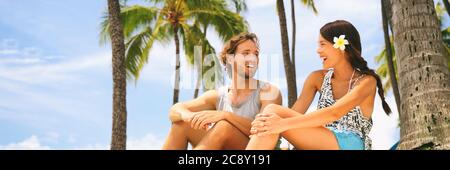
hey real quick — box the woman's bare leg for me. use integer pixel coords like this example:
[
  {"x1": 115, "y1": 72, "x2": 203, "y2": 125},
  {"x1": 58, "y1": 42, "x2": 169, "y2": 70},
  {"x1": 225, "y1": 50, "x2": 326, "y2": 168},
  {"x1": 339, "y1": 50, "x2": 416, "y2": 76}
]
[
  {"x1": 246, "y1": 104, "x2": 339, "y2": 150},
  {"x1": 162, "y1": 121, "x2": 207, "y2": 150},
  {"x1": 246, "y1": 104, "x2": 300, "y2": 150},
  {"x1": 282, "y1": 127, "x2": 339, "y2": 150},
  {"x1": 246, "y1": 134, "x2": 280, "y2": 150}
]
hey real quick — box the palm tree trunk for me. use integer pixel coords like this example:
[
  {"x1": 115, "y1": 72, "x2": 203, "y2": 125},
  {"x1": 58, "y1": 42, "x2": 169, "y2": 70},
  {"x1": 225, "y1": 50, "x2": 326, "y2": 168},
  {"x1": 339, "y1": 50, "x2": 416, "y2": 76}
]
[
  {"x1": 391, "y1": 0, "x2": 450, "y2": 150},
  {"x1": 173, "y1": 26, "x2": 181, "y2": 104},
  {"x1": 194, "y1": 25, "x2": 208, "y2": 99},
  {"x1": 193, "y1": 77, "x2": 201, "y2": 98},
  {"x1": 193, "y1": 56, "x2": 201, "y2": 98},
  {"x1": 443, "y1": 0, "x2": 450, "y2": 16},
  {"x1": 381, "y1": 0, "x2": 401, "y2": 114},
  {"x1": 107, "y1": 0, "x2": 127, "y2": 150},
  {"x1": 276, "y1": 0, "x2": 297, "y2": 107},
  {"x1": 290, "y1": 0, "x2": 297, "y2": 79},
  {"x1": 385, "y1": 0, "x2": 394, "y2": 35}
]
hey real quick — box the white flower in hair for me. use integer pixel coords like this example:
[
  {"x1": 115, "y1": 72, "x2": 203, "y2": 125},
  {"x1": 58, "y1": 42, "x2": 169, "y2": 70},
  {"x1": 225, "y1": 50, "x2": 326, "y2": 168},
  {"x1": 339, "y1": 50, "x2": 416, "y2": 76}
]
[{"x1": 333, "y1": 35, "x2": 349, "y2": 51}]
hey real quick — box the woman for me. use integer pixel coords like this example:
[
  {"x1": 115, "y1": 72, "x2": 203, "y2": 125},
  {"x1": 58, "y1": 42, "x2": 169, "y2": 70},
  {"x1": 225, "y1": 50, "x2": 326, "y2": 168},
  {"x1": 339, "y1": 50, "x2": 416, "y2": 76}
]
[{"x1": 246, "y1": 20, "x2": 391, "y2": 150}]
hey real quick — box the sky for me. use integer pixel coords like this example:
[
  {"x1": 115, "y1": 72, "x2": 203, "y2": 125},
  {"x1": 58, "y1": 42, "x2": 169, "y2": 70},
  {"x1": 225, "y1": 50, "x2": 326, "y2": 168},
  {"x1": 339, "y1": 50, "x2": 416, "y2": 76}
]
[{"x1": 0, "y1": 0, "x2": 448, "y2": 150}]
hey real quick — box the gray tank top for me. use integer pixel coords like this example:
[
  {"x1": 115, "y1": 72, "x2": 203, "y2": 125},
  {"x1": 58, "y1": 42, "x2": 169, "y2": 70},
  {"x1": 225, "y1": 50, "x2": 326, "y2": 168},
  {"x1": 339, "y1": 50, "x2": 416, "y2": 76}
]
[{"x1": 216, "y1": 81, "x2": 268, "y2": 120}]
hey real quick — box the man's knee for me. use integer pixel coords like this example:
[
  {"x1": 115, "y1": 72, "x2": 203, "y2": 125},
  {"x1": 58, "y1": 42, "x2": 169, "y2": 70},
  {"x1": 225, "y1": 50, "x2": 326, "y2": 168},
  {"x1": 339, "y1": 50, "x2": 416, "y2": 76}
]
[
  {"x1": 214, "y1": 120, "x2": 234, "y2": 130},
  {"x1": 171, "y1": 121, "x2": 190, "y2": 133},
  {"x1": 209, "y1": 120, "x2": 235, "y2": 139},
  {"x1": 262, "y1": 104, "x2": 280, "y2": 114},
  {"x1": 168, "y1": 103, "x2": 183, "y2": 122}
]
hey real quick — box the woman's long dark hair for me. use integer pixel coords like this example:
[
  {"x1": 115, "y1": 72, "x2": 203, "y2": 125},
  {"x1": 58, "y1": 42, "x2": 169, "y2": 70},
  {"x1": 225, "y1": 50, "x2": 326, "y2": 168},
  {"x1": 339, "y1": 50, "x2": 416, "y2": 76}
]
[{"x1": 320, "y1": 20, "x2": 392, "y2": 115}]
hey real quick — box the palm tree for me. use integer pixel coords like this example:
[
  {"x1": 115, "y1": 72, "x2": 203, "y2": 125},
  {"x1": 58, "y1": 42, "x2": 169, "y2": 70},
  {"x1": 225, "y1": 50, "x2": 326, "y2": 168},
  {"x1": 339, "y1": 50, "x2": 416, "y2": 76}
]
[
  {"x1": 192, "y1": 31, "x2": 216, "y2": 99},
  {"x1": 107, "y1": 0, "x2": 128, "y2": 150},
  {"x1": 276, "y1": 0, "x2": 296, "y2": 107},
  {"x1": 290, "y1": 0, "x2": 317, "y2": 85},
  {"x1": 290, "y1": 0, "x2": 296, "y2": 82},
  {"x1": 442, "y1": 0, "x2": 450, "y2": 16},
  {"x1": 119, "y1": 0, "x2": 128, "y2": 7},
  {"x1": 276, "y1": 0, "x2": 317, "y2": 107},
  {"x1": 193, "y1": 0, "x2": 249, "y2": 98},
  {"x1": 436, "y1": 1, "x2": 450, "y2": 67},
  {"x1": 390, "y1": 0, "x2": 450, "y2": 150},
  {"x1": 229, "y1": 0, "x2": 247, "y2": 13},
  {"x1": 379, "y1": 0, "x2": 401, "y2": 113},
  {"x1": 374, "y1": 38, "x2": 397, "y2": 93},
  {"x1": 376, "y1": 1, "x2": 450, "y2": 113},
  {"x1": 101, "y1": 0, "x2": 247, "y2": 104}
]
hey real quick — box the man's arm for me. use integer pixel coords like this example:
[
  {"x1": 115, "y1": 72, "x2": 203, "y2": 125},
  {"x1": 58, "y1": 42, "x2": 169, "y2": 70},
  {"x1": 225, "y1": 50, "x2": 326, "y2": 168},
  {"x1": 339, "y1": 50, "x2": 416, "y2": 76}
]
[{"x1": 169, "y1": 90, "x2": 218, "y2": 122}]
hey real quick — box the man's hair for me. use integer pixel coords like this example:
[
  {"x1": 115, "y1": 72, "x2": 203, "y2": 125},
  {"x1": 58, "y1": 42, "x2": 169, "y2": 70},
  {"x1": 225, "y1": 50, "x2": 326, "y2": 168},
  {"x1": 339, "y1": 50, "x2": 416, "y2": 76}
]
[{"x1": 219, "y1": 32, "x2": 259, "y2": 66}]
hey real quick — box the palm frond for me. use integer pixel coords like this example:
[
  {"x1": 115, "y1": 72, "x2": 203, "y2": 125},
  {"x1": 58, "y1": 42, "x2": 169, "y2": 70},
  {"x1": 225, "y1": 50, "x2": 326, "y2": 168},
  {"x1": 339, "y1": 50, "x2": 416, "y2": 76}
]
[
  {"x1": 375, "y1": 48, "x2": 386, "y2": 63},
  {"x1": 99, "y1": 5, "x2": 159, "y2": 44},
  {"x1": 300, "y1": 0, "x2": 318, "y2": 14},
  {"x1": 376, "y1": 61, "x2": 388, "y2": 78},
  {"x1": 125, "y1": 21, "x2": 173, "y2": 81},
  {"x1": 229, "y1": 0, "x2": 247, "y2": 13},
  {"x1": 442, "y1": 26, "x2": 450, "y2": 47},
  {"x1": 124, "y1": 27, "x2": 154, "y2": 81},
  {"x1": 100, "y1": 0, "x2": 247, "y2": 87},
  {"x1": 121, "y1": 5, "x2": 159, "y2": 38},
  {"x1": 187, "y1": 9, "x2": 247, "y2": 41},
  {"x1": 151, "y1": 15, "x2": 174, "y2": 46},
  {"x1": 374, "y1": 35, "x2": 398, "y2": 93},
  {"x1": 99, "y1": 12, "x2": 111, "y2": 45},
  {"x1": 143, "y1": 0, "x2": 166, "y2": 5},
  {"x1": 180, "y1": 22, "x2": 216, "y2": 65},
  {"x1": 202, "y1": 49, "x2": 224, "y2": 90}
]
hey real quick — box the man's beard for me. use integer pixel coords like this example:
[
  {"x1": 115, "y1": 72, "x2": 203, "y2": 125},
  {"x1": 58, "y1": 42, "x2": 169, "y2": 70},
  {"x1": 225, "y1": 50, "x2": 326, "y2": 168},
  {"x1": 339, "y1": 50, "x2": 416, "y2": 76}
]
[
  {"x1": 237, "y1": 70, "x2": 253, "y2": 79},
  {"x1": 227, "y1": 64, "x2": 256, "y2": 80}
]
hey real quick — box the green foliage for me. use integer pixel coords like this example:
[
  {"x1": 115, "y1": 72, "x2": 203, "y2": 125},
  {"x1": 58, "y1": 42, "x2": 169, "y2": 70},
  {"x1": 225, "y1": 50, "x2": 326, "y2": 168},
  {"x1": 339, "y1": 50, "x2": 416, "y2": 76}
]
[
  {"x1": 375, "y1": 1, "x2": 450, "y2": 93},
  {"x1": 100, "y1": 0, "x2": 248, "y2": 83}
]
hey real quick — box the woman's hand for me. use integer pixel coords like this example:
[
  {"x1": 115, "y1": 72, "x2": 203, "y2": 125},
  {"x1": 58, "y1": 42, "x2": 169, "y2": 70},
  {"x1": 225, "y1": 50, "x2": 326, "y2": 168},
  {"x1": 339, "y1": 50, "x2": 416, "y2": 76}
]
[
  {"x1": 250, "y1": 112, "x2": 286, "y2": 136},
  {"x1": 189, "y1": 111, "x2": 227, "y2": 130}
]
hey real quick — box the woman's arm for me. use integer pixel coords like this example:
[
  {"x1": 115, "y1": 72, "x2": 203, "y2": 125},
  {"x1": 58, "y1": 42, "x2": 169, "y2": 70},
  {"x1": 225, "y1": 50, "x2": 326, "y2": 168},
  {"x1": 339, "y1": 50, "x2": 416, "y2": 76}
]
[
  {"x1": 291, "y1": 70, "x2": 322, "y2": 113},
  {"x1": 282, "y1": 76, "x2": 376, "y2": 130},
  {"x1": 254, "y1": 76, "x2": 376, "y2": 135},
  {"x1": 250, "y1": 71, "x2": 319, "y2": 135}
]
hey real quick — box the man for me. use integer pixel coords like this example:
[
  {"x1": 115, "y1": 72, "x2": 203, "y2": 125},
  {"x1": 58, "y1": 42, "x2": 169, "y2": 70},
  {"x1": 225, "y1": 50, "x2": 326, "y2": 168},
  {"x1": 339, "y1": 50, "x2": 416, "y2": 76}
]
[{"x1": 162, "y1": 32, "x2": 282, "y2": 150}]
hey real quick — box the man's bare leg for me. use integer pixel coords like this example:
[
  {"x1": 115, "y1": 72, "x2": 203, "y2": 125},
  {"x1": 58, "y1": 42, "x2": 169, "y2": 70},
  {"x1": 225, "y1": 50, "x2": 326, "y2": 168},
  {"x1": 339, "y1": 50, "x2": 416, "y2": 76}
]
[
  {"x1": 194, "y1": 120, "x2": 249, "y2": 150},
  {"x1": 162, "y1": 121, "x2": 207, "y2": 150}
]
